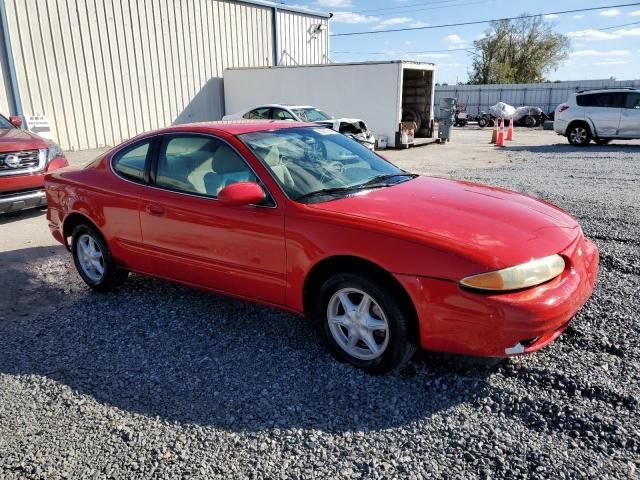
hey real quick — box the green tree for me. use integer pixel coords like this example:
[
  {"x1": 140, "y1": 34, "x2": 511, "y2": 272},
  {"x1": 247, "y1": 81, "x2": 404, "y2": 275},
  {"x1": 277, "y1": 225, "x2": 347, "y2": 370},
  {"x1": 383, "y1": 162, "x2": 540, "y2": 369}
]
[{"x1": 469, "y1": 16, "x2": 569, "y2": 84}]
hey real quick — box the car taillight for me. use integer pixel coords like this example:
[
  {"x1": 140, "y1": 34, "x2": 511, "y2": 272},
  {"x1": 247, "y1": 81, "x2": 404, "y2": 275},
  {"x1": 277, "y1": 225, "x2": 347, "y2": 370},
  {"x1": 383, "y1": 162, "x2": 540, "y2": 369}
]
[{"x1": 558, "y1": 104, "x2": 569, "y2": 113}]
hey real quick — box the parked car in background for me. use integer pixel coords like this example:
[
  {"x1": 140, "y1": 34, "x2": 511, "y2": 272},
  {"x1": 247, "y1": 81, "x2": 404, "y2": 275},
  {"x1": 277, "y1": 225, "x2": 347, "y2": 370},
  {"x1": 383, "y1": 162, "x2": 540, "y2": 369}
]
[
  {"x1": 223, "y1": 104, "x2": 376, "y2": 150},
  {"x1": 0, "y1": 113, "x2": 68, "y2": 214},
  {"x1": 555, "y1": 88, "x2": 640, "y2": 146},
  {"x1": 45, "y1": 121, "x2": 598, "y2": 374},
  {"x1": 512, "y1": 106, "x2": 547, "y2": 128}
]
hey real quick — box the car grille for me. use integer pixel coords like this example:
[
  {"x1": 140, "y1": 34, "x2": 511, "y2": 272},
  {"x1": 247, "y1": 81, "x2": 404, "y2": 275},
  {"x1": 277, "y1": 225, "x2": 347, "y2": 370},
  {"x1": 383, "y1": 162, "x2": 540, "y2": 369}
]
[{"x1": 0, "y1": 149, "x2": 44, "y2": 175}]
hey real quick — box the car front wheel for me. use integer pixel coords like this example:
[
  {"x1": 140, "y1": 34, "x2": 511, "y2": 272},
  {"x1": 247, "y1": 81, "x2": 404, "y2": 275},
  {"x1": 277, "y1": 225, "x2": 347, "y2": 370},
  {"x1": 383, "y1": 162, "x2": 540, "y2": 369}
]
[
  {"x1": 72, "y1": 224, "x2": 128, "y2": 292},
  {"x1": 316, "y1": 273, "x2": 417, "y2": 374},
  {"x1": 568, "y1": 124, "x2": 592, "y2": 146}
]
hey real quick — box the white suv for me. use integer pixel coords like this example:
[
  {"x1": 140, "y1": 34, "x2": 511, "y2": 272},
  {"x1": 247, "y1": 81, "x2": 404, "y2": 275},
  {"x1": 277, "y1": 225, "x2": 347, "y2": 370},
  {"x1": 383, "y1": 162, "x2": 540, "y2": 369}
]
[{"x1": 554, "y1": 88, "x2": 640, "y2": 146}]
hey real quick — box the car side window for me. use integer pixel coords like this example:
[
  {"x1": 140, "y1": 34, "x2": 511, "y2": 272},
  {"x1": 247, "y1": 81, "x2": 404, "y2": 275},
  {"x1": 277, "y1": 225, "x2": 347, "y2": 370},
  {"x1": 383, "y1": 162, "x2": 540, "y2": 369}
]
[
  {"x1": 112, "y1": 141, "x2": 151, "y2": 183},
  {"x1": 243, "y1": 108, "x2": 270, "y2": 119},
  {"x1": 577, "y1": 93, "x2": 625, "y2": 108},
  {"x1": 155, "y1": 135, "x2": 257, "y2": 198},
  {"x1": 272, "y1": 108, "x2": 296, "y2": 120},
  {"x1": 624, "y1": 93, "x2": 640, "y2": 109}
]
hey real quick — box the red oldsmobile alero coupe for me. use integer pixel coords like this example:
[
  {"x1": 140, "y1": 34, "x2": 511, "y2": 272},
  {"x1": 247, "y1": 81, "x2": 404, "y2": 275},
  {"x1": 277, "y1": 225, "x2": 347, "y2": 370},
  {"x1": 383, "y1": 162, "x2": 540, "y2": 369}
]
[{"x1": 45, "y1": 121, "x2": 598, "y2": 373}]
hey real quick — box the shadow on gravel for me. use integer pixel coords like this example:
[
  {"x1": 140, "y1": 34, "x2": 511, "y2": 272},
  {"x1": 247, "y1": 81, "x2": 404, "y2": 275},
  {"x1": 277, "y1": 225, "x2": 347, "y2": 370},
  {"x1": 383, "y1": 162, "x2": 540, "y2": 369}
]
[
  {"x1": 0, "y1": 247, "x2": 494, "y2": 433},
  {"x1": 506, "y1": 143, "x2": 640, "y2": 155}
]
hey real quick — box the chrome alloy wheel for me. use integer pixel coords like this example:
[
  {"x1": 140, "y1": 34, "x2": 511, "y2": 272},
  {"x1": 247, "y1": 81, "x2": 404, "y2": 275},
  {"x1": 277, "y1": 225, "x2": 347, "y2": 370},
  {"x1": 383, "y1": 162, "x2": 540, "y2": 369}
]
[
  {"x1": 570, "y1": 127, "x2": 588, "y2": 144},
  {"x1": 77, "y1": 233, "x2": 105, "y2": 282},
  {"x1": 327, "y1": 288, "x2": 390, "y2": 361}
]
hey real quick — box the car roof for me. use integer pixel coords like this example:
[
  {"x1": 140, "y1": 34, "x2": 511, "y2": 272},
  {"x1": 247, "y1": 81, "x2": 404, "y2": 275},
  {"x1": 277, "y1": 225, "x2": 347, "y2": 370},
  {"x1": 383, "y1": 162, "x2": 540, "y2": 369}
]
[
  {"x1": 249, "y1": 104, "x2": 317, "y2": 109},
  {"x1": 575, "y1": 88, "x2": 639, "y2": 94},
  {"x1": 150, "y1": 120, "x2": 318, "y2": 136}
]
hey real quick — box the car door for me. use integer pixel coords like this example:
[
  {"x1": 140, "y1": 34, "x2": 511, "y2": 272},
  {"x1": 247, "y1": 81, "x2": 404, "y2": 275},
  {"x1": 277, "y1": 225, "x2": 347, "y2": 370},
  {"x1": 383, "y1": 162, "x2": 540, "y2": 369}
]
[
  {"x1": 619, "y1": 92, "x2": 640, "y2": 137},
  {"x1": 139, "y1": 133, "x2": 287, "y2": 305},
  {"x1": 580, "y1": 92, "x2": 622, "y2": 137}
]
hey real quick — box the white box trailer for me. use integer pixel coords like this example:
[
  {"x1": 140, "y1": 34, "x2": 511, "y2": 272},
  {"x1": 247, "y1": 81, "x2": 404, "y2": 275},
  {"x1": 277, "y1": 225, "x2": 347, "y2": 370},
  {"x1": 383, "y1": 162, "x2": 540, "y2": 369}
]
[{"x1": 223, "y1": 61, "x2": 436, "y2": 148}]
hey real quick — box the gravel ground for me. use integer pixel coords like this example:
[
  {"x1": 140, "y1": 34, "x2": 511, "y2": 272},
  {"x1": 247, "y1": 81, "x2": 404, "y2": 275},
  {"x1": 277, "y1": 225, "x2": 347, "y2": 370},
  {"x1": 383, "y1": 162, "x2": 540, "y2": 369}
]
[{"x1": 1, "y1": 134, "x2": 639, "y2": 479}]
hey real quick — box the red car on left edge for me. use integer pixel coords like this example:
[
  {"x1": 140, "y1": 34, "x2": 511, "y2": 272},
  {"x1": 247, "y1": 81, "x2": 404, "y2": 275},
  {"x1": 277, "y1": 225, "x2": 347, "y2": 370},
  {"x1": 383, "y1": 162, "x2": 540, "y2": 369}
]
[{"x1": 0, "y1": 113, "x2": 68, "y2": 214}]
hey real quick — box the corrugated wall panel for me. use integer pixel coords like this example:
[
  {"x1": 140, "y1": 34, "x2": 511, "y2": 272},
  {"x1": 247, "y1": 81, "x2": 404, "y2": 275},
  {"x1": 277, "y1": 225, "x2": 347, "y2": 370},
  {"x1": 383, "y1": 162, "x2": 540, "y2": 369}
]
[
  {"x1": 4, "y1": 0, "x2": 323, "y2": 150},
  {"x1": 435, "y1": 79, "x2": 640, "y2": 116},
  {"x1": 278, "y1": 10, "x2": 328, "y2": 66},
  {"x1": 0, "y1": 23, "x2": 10, "y2": 114}
]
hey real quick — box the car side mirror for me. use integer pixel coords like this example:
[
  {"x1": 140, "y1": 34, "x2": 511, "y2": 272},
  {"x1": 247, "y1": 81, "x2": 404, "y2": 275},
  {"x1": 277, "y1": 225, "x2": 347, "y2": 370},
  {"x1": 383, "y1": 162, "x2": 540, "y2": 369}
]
[
  {"x1": 218, "y1": 182, "x2": 266, "y2": 206},
  {"x1": 9, "y1": 116, "x2": 22, "y2": 128}
]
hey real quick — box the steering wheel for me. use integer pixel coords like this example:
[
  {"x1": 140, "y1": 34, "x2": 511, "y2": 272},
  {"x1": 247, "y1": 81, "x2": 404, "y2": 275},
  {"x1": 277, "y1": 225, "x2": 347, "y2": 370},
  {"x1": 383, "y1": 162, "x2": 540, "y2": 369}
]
[{"x1": 304, "y1": 138, "x2": 327, "y2": 163}]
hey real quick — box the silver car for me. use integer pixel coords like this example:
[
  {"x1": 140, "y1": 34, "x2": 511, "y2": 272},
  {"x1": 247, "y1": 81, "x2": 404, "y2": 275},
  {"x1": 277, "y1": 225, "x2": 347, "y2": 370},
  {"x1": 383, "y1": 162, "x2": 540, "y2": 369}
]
[
  {"x1": 554, "y1": 88, "x2": 640, "y2": 146},
  {"x1": 223, "y1": 104, "x2": 376, "y2": 150}
]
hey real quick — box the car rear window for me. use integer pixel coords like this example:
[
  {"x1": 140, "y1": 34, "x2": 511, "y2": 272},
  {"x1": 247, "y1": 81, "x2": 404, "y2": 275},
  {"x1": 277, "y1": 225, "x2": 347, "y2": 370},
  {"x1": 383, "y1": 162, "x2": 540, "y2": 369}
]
[
  {"x1": 576, "y1": 92, "x2": 626, "y2": 108},
  {"x1": 112, "y1": 141, "x2": 150, "y2": 183}
]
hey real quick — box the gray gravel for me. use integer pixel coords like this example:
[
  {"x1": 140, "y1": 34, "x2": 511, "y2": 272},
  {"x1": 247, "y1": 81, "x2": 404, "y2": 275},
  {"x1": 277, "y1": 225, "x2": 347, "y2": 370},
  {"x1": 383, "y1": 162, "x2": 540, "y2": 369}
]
[{"x1": 1, "y1": 140, "x2": 639, "y2": 479}]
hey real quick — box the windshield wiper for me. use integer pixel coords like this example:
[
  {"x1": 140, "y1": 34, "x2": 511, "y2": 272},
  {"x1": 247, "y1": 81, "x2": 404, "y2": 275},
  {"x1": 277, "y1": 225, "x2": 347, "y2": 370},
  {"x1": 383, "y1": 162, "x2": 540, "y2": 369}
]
[
  {"x1": 359, "y1": 173, "x2": 418, "y2": 187},
  {"x1": 295, "y1": 174, "x2": 417, "y2": 202},
  {"x1": 295, "y1": 186, "x2": 368, "y2": 202}
]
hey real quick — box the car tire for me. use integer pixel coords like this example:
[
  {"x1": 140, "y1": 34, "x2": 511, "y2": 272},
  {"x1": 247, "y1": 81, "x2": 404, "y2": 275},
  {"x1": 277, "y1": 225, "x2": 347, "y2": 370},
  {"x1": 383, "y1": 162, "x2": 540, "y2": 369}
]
[
  {"x1": 477, "y1": 117, "x2": 488, "y2": 128},
  {"x1": 567, "y1": 123, "x2": 592, "y2": 146},
  {"x1": 71, "y1": 224, "x2": 128, "y2": 292},
  {"x1": 594, "y1": 138, "x2": 611, "y2": 145},
  {"x1": 316, "y1": 273, "x2": 417, "y2": 374},
  {"x1": 402, "y1": 109, "x2": 422, "y2": 129},
  {"x1": 524, "y1": 116, "x2": 536, "y2": 128}
]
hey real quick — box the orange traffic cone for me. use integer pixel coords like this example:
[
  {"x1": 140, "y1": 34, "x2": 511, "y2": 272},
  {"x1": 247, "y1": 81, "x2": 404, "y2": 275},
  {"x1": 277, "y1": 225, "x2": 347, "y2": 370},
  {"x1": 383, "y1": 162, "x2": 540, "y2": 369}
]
[
  {"x1": 506, "y1": 117, "x2": 513, "y2": 141},
  {"x1": 490, "y1": 122, "x2": 498, "y2": 144},
  {"x1": 496, "y1": 118, "x2": 505, "y2": 147}
]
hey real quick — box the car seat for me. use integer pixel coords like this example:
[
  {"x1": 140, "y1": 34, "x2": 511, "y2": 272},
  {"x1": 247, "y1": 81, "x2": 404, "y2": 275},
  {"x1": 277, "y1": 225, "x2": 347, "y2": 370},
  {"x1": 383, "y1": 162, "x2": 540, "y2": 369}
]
[
  {"x1": 263, "y1": 145, "x2": 294, "y2": 189},
  {"x1": 204, "y1": 144, "x2": 254, "y2": 196}
]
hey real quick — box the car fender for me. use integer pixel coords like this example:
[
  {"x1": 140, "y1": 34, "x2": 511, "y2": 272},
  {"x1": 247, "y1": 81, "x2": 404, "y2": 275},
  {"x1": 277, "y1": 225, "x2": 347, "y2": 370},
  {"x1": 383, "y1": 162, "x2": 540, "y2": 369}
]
[
  {"x1": 284, "y1": 209, "x2": 484, "y2": 313},
  {"x1": 581, "y1": 115, "x2": 599, "y2": 136}
]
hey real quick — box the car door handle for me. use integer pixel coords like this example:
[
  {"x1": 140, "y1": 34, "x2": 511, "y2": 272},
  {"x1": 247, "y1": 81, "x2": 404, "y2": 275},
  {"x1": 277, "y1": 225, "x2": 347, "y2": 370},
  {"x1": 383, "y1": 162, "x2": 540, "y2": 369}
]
[{"x1": 145, "y1": 204, "x2": 165, "y2": 216}]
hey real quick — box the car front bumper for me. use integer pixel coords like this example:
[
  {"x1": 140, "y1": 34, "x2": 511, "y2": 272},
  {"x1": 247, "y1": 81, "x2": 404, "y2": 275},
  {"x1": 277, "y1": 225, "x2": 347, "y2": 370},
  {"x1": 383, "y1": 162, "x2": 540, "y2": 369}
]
[
  {"x1": 0, "y1": 157, "x2": 68, "y2": 214},
  {"x1": 395, "y1": 233, "x2": 599, "y2": 358},
  {"x1": 0, "y1": 188, "x2": 47, "y2": 214}
]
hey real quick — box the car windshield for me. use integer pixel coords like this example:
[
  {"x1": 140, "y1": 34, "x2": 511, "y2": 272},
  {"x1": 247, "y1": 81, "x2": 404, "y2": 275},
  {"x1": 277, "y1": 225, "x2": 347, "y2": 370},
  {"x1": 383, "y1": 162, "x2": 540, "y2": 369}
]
[
  {"x1": 238, "y1": 127, "x2": 414, "y2": 203},
  {"x1": 0, "y1": 115, "x2": 13, "y2": 129},
  {"x1": 292, "y1": 108, "x2": 332, "y2": 122}
]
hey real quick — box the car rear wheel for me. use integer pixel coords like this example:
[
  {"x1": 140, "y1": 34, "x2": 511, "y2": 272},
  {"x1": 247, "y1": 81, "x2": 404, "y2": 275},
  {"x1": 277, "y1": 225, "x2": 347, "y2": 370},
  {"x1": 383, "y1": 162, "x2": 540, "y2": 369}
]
[
  {"x1": 568, "y1": 124, "x2": 592, "y2": 146},
  {"x1": 477, "y1": 117, "x2": 488, "y2": 128},
  {"x1": 72, "y1": 224, "x2": 128, "y2": 292},
  {"x1": 524, "y1": 115, "x2": 536, "y2": 128},
  {"x1": 316, "y1": 273, "x2": 417, "y2": 374}
]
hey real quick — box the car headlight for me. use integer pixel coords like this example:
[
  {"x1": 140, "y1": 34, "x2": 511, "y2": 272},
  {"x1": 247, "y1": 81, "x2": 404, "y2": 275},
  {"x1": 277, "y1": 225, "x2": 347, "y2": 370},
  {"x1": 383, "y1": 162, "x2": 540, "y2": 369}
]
[
  {"x1": 47, "y1": 143, "x2": 64, "y2": 163},
  {"x1": 460, "y1": 254, "x2": 566, "y2": 291}
]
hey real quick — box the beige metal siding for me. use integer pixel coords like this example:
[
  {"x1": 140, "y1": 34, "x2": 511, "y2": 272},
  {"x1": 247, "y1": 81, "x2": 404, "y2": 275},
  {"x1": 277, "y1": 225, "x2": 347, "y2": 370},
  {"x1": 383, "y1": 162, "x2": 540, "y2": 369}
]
[
  {"x1": 0, "y1": 26, "x2": 11, "y2": 114},
  {"x1": 277, "y1": 10, "x2": 328, "y2": 66},
  {"x1": 4, "y1": 0, "x2": 284, "y2": 150}
]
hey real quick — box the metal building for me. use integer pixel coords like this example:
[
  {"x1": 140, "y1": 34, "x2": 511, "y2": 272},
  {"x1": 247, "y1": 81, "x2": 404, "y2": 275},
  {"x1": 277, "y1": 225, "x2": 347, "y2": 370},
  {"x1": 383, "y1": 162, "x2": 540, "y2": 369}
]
[
  {"x1": 435, "y1": 79, "x2": 640, "y2": 117},
  {"x1": 0, "y1": 0, "x2": 330, "y2": 150}
]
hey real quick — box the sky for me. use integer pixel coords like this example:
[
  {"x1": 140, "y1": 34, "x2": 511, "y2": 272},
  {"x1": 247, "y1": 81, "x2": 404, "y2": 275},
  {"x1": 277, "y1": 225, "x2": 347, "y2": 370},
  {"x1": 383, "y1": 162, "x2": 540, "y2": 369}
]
[{"x1": 280, "y1": 0, "x2": 640, "y2": 84}]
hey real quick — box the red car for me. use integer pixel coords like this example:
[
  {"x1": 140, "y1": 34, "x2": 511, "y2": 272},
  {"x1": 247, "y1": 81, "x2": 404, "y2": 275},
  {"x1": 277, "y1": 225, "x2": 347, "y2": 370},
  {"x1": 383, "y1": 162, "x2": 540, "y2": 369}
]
[
  {"x1": 45, "y1": 121, "x2": 598, "y2": 373},
  {"x1": 0, "y1": 114, "x2": 68, "y2": 214}
]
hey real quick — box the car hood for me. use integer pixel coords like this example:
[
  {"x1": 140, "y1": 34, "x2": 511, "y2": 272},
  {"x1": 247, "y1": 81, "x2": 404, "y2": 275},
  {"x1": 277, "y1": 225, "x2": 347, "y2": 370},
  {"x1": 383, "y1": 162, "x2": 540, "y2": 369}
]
[
  {"x1": 0, "y1": 128, "x2": 50, "y2": 152},
  {"x1": 306, "y1": 176, "x2": 580, "y2": 270}
]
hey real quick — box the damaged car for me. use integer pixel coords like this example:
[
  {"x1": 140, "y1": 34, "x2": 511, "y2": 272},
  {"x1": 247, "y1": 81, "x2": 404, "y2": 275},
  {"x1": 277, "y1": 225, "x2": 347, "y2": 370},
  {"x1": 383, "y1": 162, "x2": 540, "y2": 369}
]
[{"x1": 223, "y1": 104, "x2": 376, "y2": 150}]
